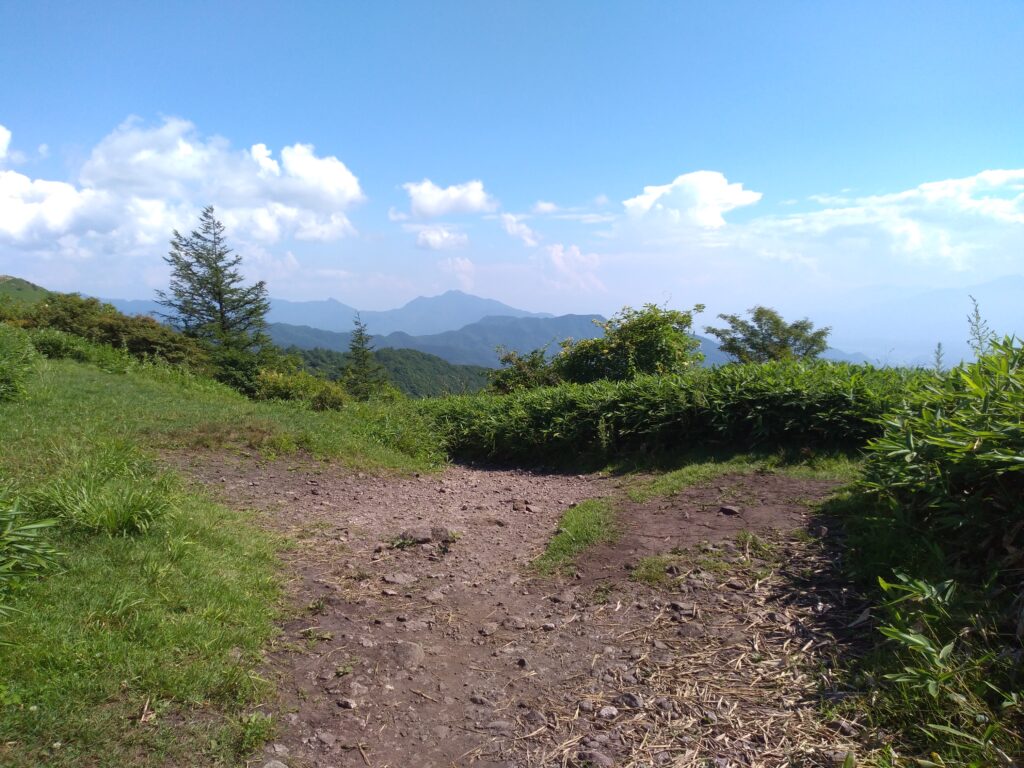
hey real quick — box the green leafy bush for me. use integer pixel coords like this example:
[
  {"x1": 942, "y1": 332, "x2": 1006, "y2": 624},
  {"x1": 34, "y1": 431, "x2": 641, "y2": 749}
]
[
  {"x1": 24, "y1": 293, "x2": 209, "y2": 369},
  {"x1": 426, "y1": 361, "x2": 930, "y2": 465},
  {"x1": 862, "y1": 336, "x2": 1024, "y2": 575},
  {"x1": 253, "y1": 369, "x2": 349, "y2": 411},
  {"x1": 836, "y1": 337, "x2": 1024, "y2": 763},
  {"x1": 0, "y1": 324, "x2": 38, "y2": 402}
]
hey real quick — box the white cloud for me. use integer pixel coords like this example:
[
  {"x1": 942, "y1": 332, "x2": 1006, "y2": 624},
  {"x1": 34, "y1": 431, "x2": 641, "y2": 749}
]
[
  {"x1": 0, "y1": 125, "x2": 11, "y2": 162},
  {"x1": 0, "y1": 117, "x2": 365, "y2": 273},
  {"x1": 500, "y1": 213, "x2": 538, "y2": 247},
  {"x1": 413, "y1": 224, "x2": 468, "y2": 251},
  {"x1": 439, "y1": 255, "x2": 475, "y2": 290},
  {"x1": 532, "y1": 200, "x2": 558, "y2": 214},
  {"x1": 37, "y1": 144, "x2": 49, "y2": 159},
  {"x1": 754, "y1": 168, "x2": 1024, "y2": 268},
  {"x1": 623, "y1": 170, "x2": 762, "y2": 229},
  {"x1": 402, "y1": 178, "x2": 496, "y2": 218},
  {"x1": 543, "y1": 243, "x2": 605, "y2": 293},
  {"x1": 250, "y1": 143, "x2": 280, "y2": 177}
]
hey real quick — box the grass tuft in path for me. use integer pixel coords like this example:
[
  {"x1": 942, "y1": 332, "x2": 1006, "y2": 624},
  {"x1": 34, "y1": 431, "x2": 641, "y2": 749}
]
[{"x1": 534, "y1": 499, "x2": 616, "y2": 574}]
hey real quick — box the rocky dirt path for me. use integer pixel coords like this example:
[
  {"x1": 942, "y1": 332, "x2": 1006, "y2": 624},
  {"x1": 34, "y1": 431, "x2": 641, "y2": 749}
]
[{"x1": 175, "y1": 455, "x2": 865, "y2": 768}]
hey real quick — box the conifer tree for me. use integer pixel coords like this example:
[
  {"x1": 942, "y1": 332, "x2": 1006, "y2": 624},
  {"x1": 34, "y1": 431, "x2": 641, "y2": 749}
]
[
  {"x1": 343, "y1": 313, "x2": 388, "y2": 400},
  {"x1": 156, "y1": 206, "x2": 270, "y2": 353}
]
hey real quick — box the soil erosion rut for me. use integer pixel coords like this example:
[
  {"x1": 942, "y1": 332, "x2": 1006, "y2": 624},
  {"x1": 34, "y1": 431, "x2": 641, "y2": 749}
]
[{"x1": 179, "y1": 455, "x2": 861, "y2": 768}]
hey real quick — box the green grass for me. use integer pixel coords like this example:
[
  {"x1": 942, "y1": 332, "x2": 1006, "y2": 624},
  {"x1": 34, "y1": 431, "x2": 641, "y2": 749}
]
[
  {"x1": 0, "y1": 357, "x2": 446, "y2": 766},
  {"x1": 534, "y1": 498, "x2": 616, "y2": 574},
  {"x1": 624, "y1": 448, "x2": 862, "y2": 502},
  {"x1": 630, "y1": 555, "x2": 675, "y2": 587},
  {"x1": 0, "y1": 360, "x2": 445, "y2": 479}
]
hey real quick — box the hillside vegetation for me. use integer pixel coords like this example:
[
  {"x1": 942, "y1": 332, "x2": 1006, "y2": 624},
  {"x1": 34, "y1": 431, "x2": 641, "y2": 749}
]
[
  {"x1": 295, "y1": 345, "x2": 490, "y2": 397},
  {"x1": 2, "y1": 273, "x2": 1021, "y2": 766},
  {"x1": 0, "y1": 276, "x2": 50, "y2": 305}
]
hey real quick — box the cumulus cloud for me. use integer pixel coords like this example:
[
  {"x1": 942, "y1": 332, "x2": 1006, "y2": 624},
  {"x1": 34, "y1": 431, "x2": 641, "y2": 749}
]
[
  {"x1": 500, "y1": 213, "x2": 538, "y2": 247},
  {"x1": 0, "y1": 118, "x2": 366, "y2": 289},
  {"x1": 412, "y1": 224, "x2": 468, "y2": 251},
  {"x1": 753, "y1": 169, "x2": 1024, "y2": 268},
  {"x1": 623, "y1": 170, "x2": 762, "y2": 229},
  {"x1": 402, "y1": 178, "x2": 496, "y2": 218}
]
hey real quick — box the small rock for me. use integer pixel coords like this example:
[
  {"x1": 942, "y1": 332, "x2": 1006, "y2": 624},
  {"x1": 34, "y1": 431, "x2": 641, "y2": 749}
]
[
  {"x1": 382, "y1": 589, "x2": 398, "y2": 597},
  {"x1": 551, "y1": 590, "x2": 576, "y2": 604},
  {"x1": 315, "y1": 730, "x2": 337, "y2": 746},
  {"x1": 719, "y1": 505, "x2": 740, "y2": 516},
  {"x1": 578, "y1": 699, "x2": 595, "y2": 713},
  {"x1": 577, "y1": 750, "x2": 615, "y2": 767},
  {"x1": 383, "y1": 572, "x2": 417, "y2": 586},
  {"x1": 541, "y1": 622, "x2": 556, "y2": 631},
  {"x1": 269, "y1": 743, "x2": 289, "y2": 756},
  {"x1": 598, "y1": 705, "x2": 619, "y2": 719},
  {"x1": 336, "y1": 698, "x2": 357, "y2": 709},
  {"x1": 511, "y1": 498, "x2": 528, "y2": 511},
  {"x1": 470, "y1": 694, "x2": 495, "y2": 706},
  {"x1": 503, "y1": 616, "x2": 527, "y2": 630},
  {"x1": 725, "y1": 578, "x2": 745, "y2": 590},
  {"x1": 615, "y1": 692, "x2": 645, "y2": 709},
  {"x1": 262, "y1": 761, "x2": 289, "y2": 768},
  {"x1": 424, "y1": 589, "x2": 445, "y2": 604},
  {"x1": 479, "y1": 622, "x2": 499, "y2": 636},
  {"x1": 388, "y1": 641, "x2": 425, "y2": 669},
  {"x1": 400, "y1": 528, "x2": 433, "y2": 544}
]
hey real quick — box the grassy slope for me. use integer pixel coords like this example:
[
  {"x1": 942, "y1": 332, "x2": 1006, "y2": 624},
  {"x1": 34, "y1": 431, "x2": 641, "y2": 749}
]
[
  {"x1": 0, "y1": 276, "x2": 50, "y2": 305},
  {"x1": 0, "y1": 359, "x2": 443, "y2": 767}
]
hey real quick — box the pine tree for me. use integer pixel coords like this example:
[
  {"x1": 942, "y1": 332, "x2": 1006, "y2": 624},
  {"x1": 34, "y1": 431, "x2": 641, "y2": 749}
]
[
  {"x1": 343, "y1": 313, "x2": 388, "y2": 400},
  {"x1": 156, "y1": 206, "x2": 270, "y2": 353}
]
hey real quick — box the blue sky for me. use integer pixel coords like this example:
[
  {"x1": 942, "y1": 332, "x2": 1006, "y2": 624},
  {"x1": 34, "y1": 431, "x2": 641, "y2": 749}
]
[{"x1": 1, "y1": 1, "x2": 1022, "y2": 359}]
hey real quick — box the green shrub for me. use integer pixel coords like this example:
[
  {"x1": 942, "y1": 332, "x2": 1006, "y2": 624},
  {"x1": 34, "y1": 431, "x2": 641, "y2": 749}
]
[
  {"x1": 24, "y1": 293, "x2": 208, "y2": 369},
  {"x1": 834, "y1": 338, "x2": 1024, "y2": 763},
  {"x1": 253, "y1": 368, "x2": 349, "y2": 411},
  {"x1": 0, "y1": 324, "x2": 38, "y2": 402},
  {"x1": 425, "y1": 361, "x2": 930, "y2": 466},
  {"x1": 862, "y1": 336, "x2": 1024, "y2": 577},
  {"x1": 36, "y1": 441, "x2": 176, "y2": 536},
  {"x1": 28, "y1": 327, "x2": 93, "y2": 361}
]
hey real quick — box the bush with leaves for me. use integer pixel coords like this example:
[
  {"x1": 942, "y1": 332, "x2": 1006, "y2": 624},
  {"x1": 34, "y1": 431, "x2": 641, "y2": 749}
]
[
  {"x1": 425, "y1": 360, "x2": 927, "y2": 465},
  {"x1": 704, "y1": 305, "x2": 830, "y2": 363},
  {"x1": 253, "y1": 369, "x2": 349, "y2": 411},
  {"x1": 861, "y1": 336, "x2": 1024, "y2": 577},
  {"x1": 21, "y1": 293, "x2": 209, "y2": 369},
  {"x1": 554, "y1": 303, "x2": 705, "y2": 384},
  {"x1": 488, "y1": 346, "x2": 562, "y2": 393}
]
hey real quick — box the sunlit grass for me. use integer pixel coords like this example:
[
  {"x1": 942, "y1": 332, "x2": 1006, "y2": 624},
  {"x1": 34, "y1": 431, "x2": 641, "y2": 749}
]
[{"x1": 534, "y1": 499, "x2": 616, "y2": 574}]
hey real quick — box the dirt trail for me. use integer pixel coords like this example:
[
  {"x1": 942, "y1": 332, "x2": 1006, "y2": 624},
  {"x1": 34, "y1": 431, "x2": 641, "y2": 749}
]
[{"x1": 176, "y1": 455, "x2": 864, "y2": 768}]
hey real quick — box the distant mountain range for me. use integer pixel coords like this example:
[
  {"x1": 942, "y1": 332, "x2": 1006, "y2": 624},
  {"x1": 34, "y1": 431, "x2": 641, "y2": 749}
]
[
  {"x1": 75, "y1": 284, "x2": 862, "y2": 369},
  {"x1": 268, "y1": 314, "x2": 612, "y2": 367},
  {"x1": 106, "y1": 289, "x2": 550, "y2": 336}
]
